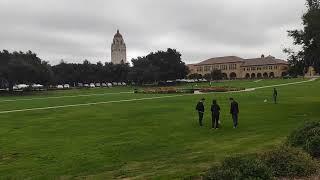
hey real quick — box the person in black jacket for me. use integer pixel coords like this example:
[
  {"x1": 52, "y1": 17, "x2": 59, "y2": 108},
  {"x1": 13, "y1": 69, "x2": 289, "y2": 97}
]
[
  {"x1": 211, "y1": 100, "x2": 221, "y2": 129},
  {"x1": 273, "y1": 88, "x2": 278, "y2": 104},
  {"x1": 196, "y1": 98, "x2": 205, "y2": 126},
  {"x1": 229, "y1": 98, "x2": 239, "y2": 128}
]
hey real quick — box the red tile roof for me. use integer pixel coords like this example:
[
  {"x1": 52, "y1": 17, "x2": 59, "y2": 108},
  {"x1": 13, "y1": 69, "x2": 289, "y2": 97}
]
[{"x1": 197, "y1": 56, "x2": 244, "y2": 65}]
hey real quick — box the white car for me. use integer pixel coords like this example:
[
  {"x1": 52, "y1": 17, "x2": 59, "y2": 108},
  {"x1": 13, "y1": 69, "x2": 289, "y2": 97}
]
[
  {"x1": 16, "y1": 84, "x2": 29, "y2": 89},
  {"x1": 121, "y1": 82, "x2": 126, "y2": 86},
  {"x1": 117, "y1": 82, "x2": 122, "y2": 86},
  {"x1": 107, "y1": 83, "x2": 113, "y2": 87},
  {"x1": 57, "y1": 85, "x2": 63, "y2": 89},
  {"x1": 112, "y1": 82, "x2": 117, "y2": 86},
  {"x1": 89, "y1": 83, "x2": 95, "y2": 88},
  {"x1": 84, "y1": 84, "x2": 89, "y2": 88},
  {"x1": 101, "y1": 83, "x2": 107, "y2": 87},
  {"x1": 95, "y1": 83, "x2": 101, "y2": 87},
  {"x1": 63, "y1": 84, "x2": 70, "y2": 88},
  {"x1": 32, "y1": 84, "x2": 43, "y2": 88},
  {"x1": 78, "y1": 83, "x2": 83, "y2": 87}
]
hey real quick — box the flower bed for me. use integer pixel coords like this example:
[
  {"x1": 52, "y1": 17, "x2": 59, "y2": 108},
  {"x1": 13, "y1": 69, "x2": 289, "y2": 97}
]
[
  {"x1": 136, "y1": 86, "x2": 244, "y2": 94},
  {"x1": 197, "y1": 86, "x2": 245, "y2": 93}
]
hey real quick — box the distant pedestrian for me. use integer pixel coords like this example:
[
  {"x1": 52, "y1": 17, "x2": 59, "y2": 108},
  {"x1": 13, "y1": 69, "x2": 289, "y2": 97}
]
[
  {"x1": 229, "y1": 98, "x2": 239, "y2": 128},
  {"x1": 196, "y1": 98, "x2": 205, "y2": 126},
  {"x1": 211, "y1": 100, "x2": 221, "y2": 129},
  {"x1": 273, "y1": 88, "x2": 278, "y2": 104}
]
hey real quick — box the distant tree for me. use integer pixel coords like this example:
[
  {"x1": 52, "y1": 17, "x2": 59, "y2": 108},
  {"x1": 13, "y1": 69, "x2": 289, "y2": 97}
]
[
  {"x1": 286, "y1": 0, "x2": 320, "y2": 73},
  {"x1": 188, "y1": 73, "x2": 203, "y2": 80},
  {"x1": 203, "y1": 70, "x2": 223, "y2": 81},
  {"x1": 0, "y1": 50, "x2": 53, "y2": 91},
  {"x1": 130, "y1": 48, "x2": 189, "y2": 84},
  {"x1": 283, "y1": 48, "x2": 305, "y2": 77},
  {"x1": 210, "y1": 70, "x2": 223, "y2": 80}
]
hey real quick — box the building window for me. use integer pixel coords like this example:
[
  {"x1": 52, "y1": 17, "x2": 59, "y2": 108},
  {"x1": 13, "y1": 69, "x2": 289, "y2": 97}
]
[
  {"x1": 228, "y1": 64, "x2": 237, "y2": 70},
  {"x1": 204, "y1": 66, "x2": 211, "y2": 72}
]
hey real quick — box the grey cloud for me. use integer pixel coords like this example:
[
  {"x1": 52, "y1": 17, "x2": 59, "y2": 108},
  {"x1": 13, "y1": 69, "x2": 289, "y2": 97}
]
[{"x1": 0, "y1": 0, "x2": 306, "y2": 64}]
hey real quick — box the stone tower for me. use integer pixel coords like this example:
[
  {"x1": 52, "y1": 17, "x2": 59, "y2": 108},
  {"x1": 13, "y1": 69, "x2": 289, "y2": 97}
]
[{"x1": 111, "y1": 30, "x2": 127, "y2": 64}]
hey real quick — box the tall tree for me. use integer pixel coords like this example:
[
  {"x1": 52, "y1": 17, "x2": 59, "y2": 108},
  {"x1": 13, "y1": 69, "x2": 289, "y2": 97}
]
[
  {"x1": 0, "y1": 50, "x2": 53, "y2": 91},
  {"x1": 130, "y1": 48, "x2": 189, "y2": 84},
  {"x1": 287, "y1": 0, "x2": 320, "y2": 73}
]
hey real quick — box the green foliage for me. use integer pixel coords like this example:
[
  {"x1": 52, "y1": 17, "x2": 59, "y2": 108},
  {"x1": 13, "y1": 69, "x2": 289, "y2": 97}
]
[
  {"x1": 203, "y1": 70, "x2": 223, "y2": 81},
  {"x1": 261, "y1": 146, "x2": 319, "y2": 177},
  {"x1": 306, "y1": 136, "x2": 320, "y2": 157},
  {"x1": 130, "y1": 48, "x2": 189, "y2": 84},
  {"x1": 0, "y1": 50, "x2": 54, "y2": 90},
  {"x1": 287, "y1": 0, "x2": 320, "y2": 73},
  {"x1": 287, "y1": 121, "x2": 320, "y2": 157},
  {"x1": 203, "y1": 155, "x2": 273, "y2": 180},
  {"x1": 188, "y1": 73, "x2": 202, "y2": 79}
]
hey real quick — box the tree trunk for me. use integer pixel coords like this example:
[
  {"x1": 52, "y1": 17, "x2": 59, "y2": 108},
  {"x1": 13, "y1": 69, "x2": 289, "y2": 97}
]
[{"x1": 8, "y1": 81, "x2": 13, "y2": 92}]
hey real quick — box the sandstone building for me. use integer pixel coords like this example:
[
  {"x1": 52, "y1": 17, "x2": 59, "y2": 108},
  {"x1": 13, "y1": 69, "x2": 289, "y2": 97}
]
[
  {"x1": 188, "y1": 55, "x2": 289, "y2": 79},
  {"x1": 111, "y1": 30, "x2": 127, "y2": 64}
]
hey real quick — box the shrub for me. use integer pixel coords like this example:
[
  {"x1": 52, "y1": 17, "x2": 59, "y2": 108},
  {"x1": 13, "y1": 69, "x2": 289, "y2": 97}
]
[
  {"x1": 287, "y1": 121, "x2": 320, "y2": 157},
  {"x1": 261, "y1": 146, "x2": 318, "y2": 178},
  {"x1": 203, "y1": 155, "x2": 273, "y2": 180},
  {"x1": 306, "y1": 136, "x2": 320, "y2": 157}
]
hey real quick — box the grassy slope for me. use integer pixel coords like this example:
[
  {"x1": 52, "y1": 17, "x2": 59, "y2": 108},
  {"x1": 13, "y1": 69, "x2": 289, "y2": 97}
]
[{"x1": 0, "y1": 78, "x2": 319, "y2": 179}]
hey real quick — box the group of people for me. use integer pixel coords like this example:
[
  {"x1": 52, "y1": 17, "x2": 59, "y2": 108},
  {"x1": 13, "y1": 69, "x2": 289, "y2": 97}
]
[
  {"x1": 196, "y1": 97, "x2": 239, "y2": 129},
  {"x1": 195, "y1": 88, "x2": 278, "y2": 129}
]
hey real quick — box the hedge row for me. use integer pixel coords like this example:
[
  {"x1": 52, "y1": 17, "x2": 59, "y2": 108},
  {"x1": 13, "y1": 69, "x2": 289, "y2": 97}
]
[{"x1": 202, "y1": 121, "x2": 320, "y2": 180}]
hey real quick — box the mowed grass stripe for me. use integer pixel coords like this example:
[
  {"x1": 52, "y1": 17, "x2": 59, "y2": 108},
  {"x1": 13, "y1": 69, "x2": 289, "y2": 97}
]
[
  {"x1": 0, "y1": 91, "x2": 133, "y2": 102},
  {"x1": 0, "y1": 78, "x2": 316, "y2": 114},
  {"x1": 0, "y1": 94, "x2": 192, "y2": 114}
]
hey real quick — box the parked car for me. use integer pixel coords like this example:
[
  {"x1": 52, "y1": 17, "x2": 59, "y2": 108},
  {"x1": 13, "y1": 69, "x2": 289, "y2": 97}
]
[
  {"x1": 117, "y1": 82, "x2": 122, "y2": 86},
  {"x1": 63, "y1": 84, "x2": 70, "y2": 88},
  {"x1": 121, "y1": 82, "x2": 126, "y2": 86},
  {"x1": 101, "y1": 83, "x2": 107, "y2": 87},
  {"x1": 107, "y1": 83, "x2": 113, "y2": 87},
  {"x1": 112, "y1": 82, "x2": 117, "y2": 86},
  {"x1": 95, "y1": 83, "x2": 101, "y2": 87},
  {"x1": 84, "y1": 84, "x2": 89, "y2": 88},
  {"x1": 78, "y1": 83, "x2": 83, "y2": 87},
  {"x1": 57, "y1": 85, "x2": 63, "y2": 89},
  {"x1": 16, "y1": 84, "x2": 29, "y2": 89},
  {"x1": 89, "y1": 83, "x2": 95, "y2": 88}
]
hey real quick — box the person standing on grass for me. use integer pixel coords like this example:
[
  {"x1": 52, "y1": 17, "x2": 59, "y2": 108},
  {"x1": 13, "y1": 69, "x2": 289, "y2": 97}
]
[
  {"x1": 273, "y1": 88, "x2": 278, "y2": 104},
  {"x1": 196, "y1": 98, "x2": 205, "y2": 126},
  {"x1": 211, "y1": 100, "x2": 221, "y2": 129},
  {"x1": 229, "y1": 98, "x2": 239, "y2": 128}
]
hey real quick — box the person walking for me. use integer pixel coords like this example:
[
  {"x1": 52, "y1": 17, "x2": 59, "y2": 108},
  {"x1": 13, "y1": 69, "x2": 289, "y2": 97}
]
[
  {"x1": 229, "y1": 98, "x2": 239, "y2": 128},
  {"x1": 273, "y1": 88, "x2": 278, "y2": 104},
  {"x1": 211, "y1": 100, "x2": 221, "y2": 129},
  {"x1": 196, "y1": 98, "x2": 205, "y2": 126}
]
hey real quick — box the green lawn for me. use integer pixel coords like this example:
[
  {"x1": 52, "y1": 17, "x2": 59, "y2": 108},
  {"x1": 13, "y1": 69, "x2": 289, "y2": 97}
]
[{"x1": 0, "y1": 78, "x2": 319, "y2": 179}]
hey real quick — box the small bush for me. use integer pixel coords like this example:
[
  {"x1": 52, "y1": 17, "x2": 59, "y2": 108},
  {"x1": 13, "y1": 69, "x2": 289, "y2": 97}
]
[
  {"x1": 287, "y1": 121, "x2": 320, "y2": 157},
  {"x1": 306, "y1": 136, "x2": 320, "y2": 157},
  {"x1": 261, "y1": 146, "x2": 318, "y2": 178},
  {"x1": 287, "y1": 121, "x2": 320, "y2": 146},
  {"x1": 203, "y1": 155, "x2": 273, "y2": 180}
]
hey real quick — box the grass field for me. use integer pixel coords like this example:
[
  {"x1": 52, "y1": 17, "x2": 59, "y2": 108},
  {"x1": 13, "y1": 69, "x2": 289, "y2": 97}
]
[{"x1": 0, "y1": 78, "x2": 319, "y2": 179}]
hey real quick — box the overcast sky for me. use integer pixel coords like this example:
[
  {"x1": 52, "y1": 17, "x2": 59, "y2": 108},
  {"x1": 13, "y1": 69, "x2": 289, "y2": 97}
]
[{"x1": 0, "y1": 0, "x2": 306, "y2": 65}]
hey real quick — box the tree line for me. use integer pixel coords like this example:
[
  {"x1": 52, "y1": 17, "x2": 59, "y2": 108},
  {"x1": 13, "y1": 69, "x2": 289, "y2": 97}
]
[{"x1": 0, "y1": 48, "x2": 189, "y2": 91}]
